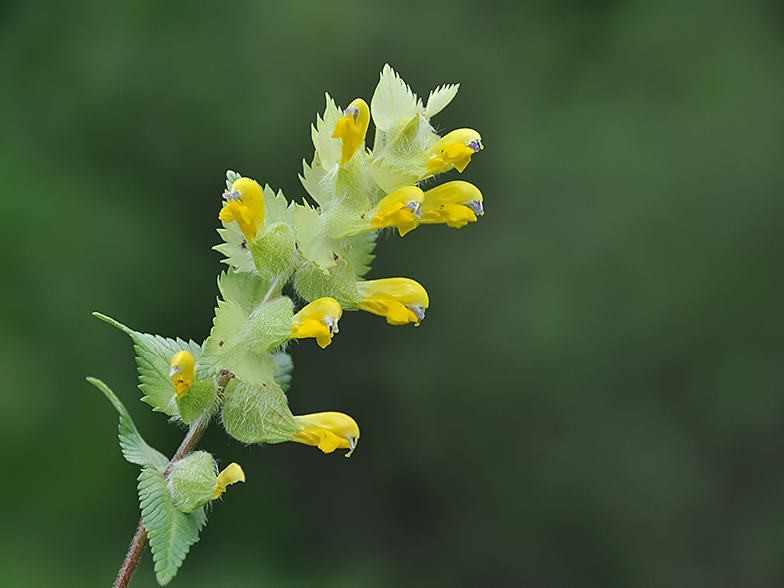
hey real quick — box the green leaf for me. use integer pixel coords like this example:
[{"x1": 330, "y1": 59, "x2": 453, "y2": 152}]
[
  {"x1": 339, "y1": 230, "x2": 378, "y2": 278},
  {"x1": 271, "y1": 352, "x2": 293, "y2": 393},
  {"x1": 138, "y1": 467, "x2": 206, "y2": 586},
  {"x1": 225, "y1": 169, "x2": 241, "y2": 190},
  {"x1": 371, "y1": 64, "x2": 421, "y2": 134},
  {"x1": 423, "y1": 83, "x2": 459, "y2": 119},
  {"x1": 221, "y1": 379, "x2": 298, "y2": 444},
  {"x1": 93, "y1": 312, "x2": 201, "y2": 417},
  {"x1": 88, "y1": 377, "x2": 169, "y2": 473},
  {"x1": 216, "y1": 268, "x2": 270, "y2": 316},
  {"x1": 262, "y1": 183, "x2": 297, "y2": 226},
  {"x1": 214, "y1": 222, "x2": 257, "y2": 275},
  {"x1": 199, "y1": 297, "x2": 276, "y2": 387},
  {"x1": 294, "y1": 201, "x2": 338, "y2": 271}
]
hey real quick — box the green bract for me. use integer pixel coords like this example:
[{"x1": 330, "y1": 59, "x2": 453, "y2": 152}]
[{"x1": 89, "y1": 65, "x2": 485, "y2": 586}]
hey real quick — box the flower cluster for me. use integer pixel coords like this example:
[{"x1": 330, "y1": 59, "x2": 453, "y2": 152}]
[
  {"x1": 197, "y1": 64, "x2": 485, "y2": 458},
  {"x1": 92, "y1": 66, "x2": 484, "y2": 585}
]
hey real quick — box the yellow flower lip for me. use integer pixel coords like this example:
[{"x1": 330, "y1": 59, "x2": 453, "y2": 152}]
[
  {"x1": 170, "y1": 350, "x2": 195, "y2": 399},
  {"x1": 290, "y1": 297, "x2": 343, "y2": 348},
  {"x1": 218, "y1": 177, "x2": 266, "y2": 243},
  {"x1": 367, "y1": 186, "x2": 425, "y2": 236},
  {"x1": 331, "y1": 98, "x2": 370, "y2": 167},
  {"x1": 291, "y1": 412, "x2": 360, "y2": 458},
  {"x1": 356, "y1": 277, "x2": 429, "y2": 326},
  {"x1": 426, "y1": 129, "x2": 483, "y2": 174},
  {"x1": 420, "y1": 181, "x2": 484, "y2": 228},
  {"x1": 211, "y1": 462, "x2": 245, "y2": 500}
]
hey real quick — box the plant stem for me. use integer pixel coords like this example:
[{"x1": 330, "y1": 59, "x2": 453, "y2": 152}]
[{"x1": 113, "y1": 372, "x2": 233, "y2": 588}]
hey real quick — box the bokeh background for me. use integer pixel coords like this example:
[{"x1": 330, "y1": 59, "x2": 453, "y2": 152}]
[{"x1": 1, "y1": 0, "x2": 783, "y2": 586}]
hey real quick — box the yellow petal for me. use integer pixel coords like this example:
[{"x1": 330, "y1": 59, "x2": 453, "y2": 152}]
[
  {"x1": 355, "y1": 278, "x2": 429, "y2": 325},
  {"x1": 290, "y1": 298, "x2": 343, "y2": 347},
  {"x1": 426, "y1": 129, "x2": 483, "y2": 175},
  {"x1": 219, "y1": 177, "x2": 266, "y2": 242},
  {"x1": 290, "y1": 318, "x2": 333, "y2": 348},
  {"x1": 368, "y1": 186, "x2": 424, "y2": 236},
  {"x1": 169, "y1": 350, "x2": 195, "y2": 399},
  {"x1": 211, "y1": 462, "x2": 246, "y2": 500},
  {"x1": 291, "y1": 412, "x2": 360, "y2": 457},
  {"x1": 420, "y1": 181, "x2": 483, "y2": 228},
  {"x1": 331, "y1": 98, "x2": 370, "y2": 167}
]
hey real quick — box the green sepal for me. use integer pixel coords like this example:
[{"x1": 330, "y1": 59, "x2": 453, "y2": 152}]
[
  {"x1": 93, "y1": 312, "x2": 201, "y2": 417},
  {"x1": 176, "y1": 377, "x2": 218, "y2": 425},
  {"x1": 250, "y1": 222, "x2": 297, "y2": 281},
  {"x1": 199, "y1": 297, "x2": 277, "y2": 388},
  {"x1": 249, "y1": 296, "x2": 293, "y2": 354},
  {"x1": 138, "y1": 467, "x2": 206, "y2": 586},
  {"x1": 217, "y1": 268, "x2": 271, "y2": 316},
  {"x1": 295, "y1": 258, "x2": 361, "y2": 308},
  {"x1": 88, "y1": 377, "x2": 169, "y2": 473},
  {"x1": 221, "y1": 378, "x2": 298, "y2": 444},
  {"x1": 168, "y1": 451, "x2": 217, "y2": 514},
  {"x1": 271, "y1": 352, "x2": 293, "y2": 393}
]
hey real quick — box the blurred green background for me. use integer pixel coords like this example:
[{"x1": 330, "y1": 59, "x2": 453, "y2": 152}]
[{"x1": 1, "y1": 0, "x2": 783, "y2": 586}]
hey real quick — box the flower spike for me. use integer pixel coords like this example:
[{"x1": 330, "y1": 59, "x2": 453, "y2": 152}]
[
  {"x1": 368, "y1": 186, "x2": 425, "y2": 236},
  {"x1": 426, "y1": 128, "x2": 483, "y2": 175},
  {"x1": 211, "y1": 463, "x2": 246, "y2": 500},
  {"x1": 169, "y1": 350, "x2": 195, "y2": 399},
  {"x1": 331, "y1": 98, "x2": 370, "y2": 166},
  {"x1": 290, "y1": 297, "x2": 343, "y2": 348},
  {"x1": 356, "y1": 277, "x2": 429, "y2": 325},
  {"x1": 218, "y1": 177, "x2": 266, "y2": 242},
  {"x1": 420, "y1": 181, "x2": 484, "y2": 228},
  {"x1": 291, "y1": 412, "x2": 360, "y2": 457}
]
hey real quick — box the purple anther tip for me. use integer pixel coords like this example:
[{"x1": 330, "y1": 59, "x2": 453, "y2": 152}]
[
  {"x1": 409, "y1": 305, "x2": 426, "y2": 321},
  {"x1": 467, "y1": 200, "x2": 484, "y2": 216},
  {"x1": 345, "y1": 107, "x2": 360, "y2": 119},
  {"x1": 468, "y1": 140, "x2": 482, "y2": 153}
]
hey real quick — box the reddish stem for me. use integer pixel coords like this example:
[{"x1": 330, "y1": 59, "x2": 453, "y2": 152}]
[{"x1": 112, "y1": 372, "x2": 232, "y2": 588}]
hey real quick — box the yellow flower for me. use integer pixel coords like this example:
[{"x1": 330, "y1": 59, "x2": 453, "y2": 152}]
[
  {"x1": 420, "y1": 181, "x2": 484, "y2": 228},
  {"x1": 331, "y1": 98, "x2": 370, "y2": 167},
  {"x1": 356, "y1": 277, "x2": 429, "y2": 325},
  {"x1": 290, "y1": 297, "x2": 343, "y2": 348},
  {"x1": 211, "y1": 462, "x2": 245, "y2": 500},
  {"x1": 367, "y1": 186, "x2": 425, "y2": 236},
  {"x1": 291, "y1": 412, "x2": 360, "y2": 457},
  {"x1": 425, "y1": 128, "x2": 484, "y2": 175},
  {"x1": 218, "y1": 177, "x2": 266, "y2": 243},
  {"x1": 169, "y1": 350, "x2": 195, "y2": 399}
]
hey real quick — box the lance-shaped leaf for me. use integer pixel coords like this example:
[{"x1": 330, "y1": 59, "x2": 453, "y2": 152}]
[
  {"x1": 88, "y1": 377, "x2": 169, "y2": 474},
  {"x1": 138, "y1": 467, "x2": 207, "y2": 586},
  {"x1": 93, "y1": 313, "x2": 201, "y2": 417}
]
